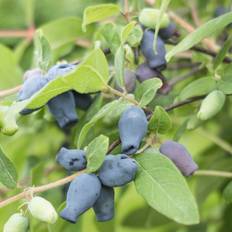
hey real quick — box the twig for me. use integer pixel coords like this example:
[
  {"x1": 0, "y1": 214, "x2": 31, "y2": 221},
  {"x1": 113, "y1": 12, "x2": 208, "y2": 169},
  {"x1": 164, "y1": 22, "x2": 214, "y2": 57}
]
[
  {"x1": 0, "y1": 27, "x2": 35, "y2": 41},
  {"x1": 166, "y1": 40, "x2": 232, "y2": 63},
  {"x1": 0, "y1": 171, "x2": 84, "y2": 208},
  {"x1": 168, "y1": 11, "x2": 218, "y2": 52},
  {"x1": 106, "y1": 86, "x2": 139, "y2": 105},
  {"x1": 168, "y1": 64, "x2": 203, "y2": 87},
  {"x1": 0, "y1": 85, "x2": 22, "y2": 99},
  {"x1": 165, "y1": 95, "x2": 205, "y2": 112},
  {"x1": 194, "y1": 170, "x2": 232, "y2": 178},
  {"x1": 197, "y1": 129, "x2": 232, "y2": 155},
  {"x1": 124, "y1": 0, "x2": 130, "y2": 21},
  {"x1": 189, "y1": 1, "x2": 201, "y2": 27},
  {"x1": 107, "y1": 139, "x2": 121, "y2": 153}
]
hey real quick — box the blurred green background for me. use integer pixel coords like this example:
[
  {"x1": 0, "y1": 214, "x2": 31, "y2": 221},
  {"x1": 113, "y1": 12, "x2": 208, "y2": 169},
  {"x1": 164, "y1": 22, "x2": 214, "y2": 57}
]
[{"x1": 1, "y1": 0, "x2": 232, "y2": 231}]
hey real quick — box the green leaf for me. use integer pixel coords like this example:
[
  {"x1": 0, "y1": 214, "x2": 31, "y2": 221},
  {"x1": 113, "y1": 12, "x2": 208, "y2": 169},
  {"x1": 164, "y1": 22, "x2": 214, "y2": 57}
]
[
  {"x1": 134, "y1": 149, "x2": 199, "y2": 225},
  {"x1": 114, "y1": 45, "x2": 125, "y2": 88},
  {"x1": 218, "y1": 80, "x2": 232, "y2": 94},
  {"x1": 82, "y1": 4, "x2": 120, "y2": 31},
  {"x1": 148, "y1": 106, "x2": 172, "y2": 134},
  {"x1": 135, "y1": 78, "x2": 162, "y2": 107},
  {"x1": 34, "y1": 30, "x2": 53, "y2": 71},
  {"x1": 95, "y1": 23, "x2": 121, "y2": 54},
  {"x1": 179, "y1": 77, "x2": 217, "y2": 101},
  {"x1": 0, "y1": 146, "x2": 17, "y2": 189},
  {"x1": 166, "y1": 12, "x2": 232, "y2": 61},
  {"x1": 121, "y1": 21, "x2": 136, "y2": 44},
  {"x1": 213, "y1": 34, "x2": 232, "y2": 69},
  {"x1": 86, "y1": 135, "x2": 109, "y2": 173},
  {"x1": 26, "y1": 48, "x2": 109, "y2": 109},
  {"x1": 41, "y1": 17, "x2": 84, "y2": 50},
  {"x1": 0, "y1": 44, "x2": 22, "y2": 89},
  {"x1": 127, "y1": 25, "x2": 143, "y2": 47}
]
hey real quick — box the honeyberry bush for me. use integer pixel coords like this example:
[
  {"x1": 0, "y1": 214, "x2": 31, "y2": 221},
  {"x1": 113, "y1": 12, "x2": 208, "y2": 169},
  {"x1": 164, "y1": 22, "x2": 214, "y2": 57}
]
[{"x1": 1, "y1": 0, "x2": 232, "y2": 231}]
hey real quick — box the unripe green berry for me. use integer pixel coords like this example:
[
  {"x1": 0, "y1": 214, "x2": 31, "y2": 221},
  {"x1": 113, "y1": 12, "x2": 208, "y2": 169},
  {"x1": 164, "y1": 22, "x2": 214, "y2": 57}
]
[
  {"x1": 3, "y1": 213, "x2": 29, "y2": 232},
  {"x1": 197, "y1": 90, "x2": 225, "y2": 120},
  {"x1": 139, "y1": 8, "x2": 170, "y2": 29},
  {"x1": 28, "y1": 196, "x2": 58, "y2": 224}
]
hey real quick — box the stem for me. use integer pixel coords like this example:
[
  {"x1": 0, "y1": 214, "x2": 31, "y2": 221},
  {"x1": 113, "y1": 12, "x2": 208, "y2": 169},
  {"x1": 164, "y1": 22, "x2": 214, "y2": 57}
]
[
  {"x1": 194, "y1": 170, "x2": 232, "y2": 178},
  {"x1": 0, "y1": 171, "x2": 84, "y2": 208},
  {"x1": 165, "y1": 95, "x2": 205, "y2": 112},
  {"x1": 124, "y1": 0, "x2": 130, "y2": 21},
  {"x1": 106, "y1": 86, "x2": 139, "y2": 105},
  {"x1": 197, "y1": 129, "x2": 232, "y2": 155},
  {"x1": 167, "y1": 40, "x2": 232, "y2": 63},
  {"x1": 189, "y1": 1, "x2": 201, "y2": 27},
  {"x1": 0, "y1": 85, "x2": 23, "y2": 98},
  {"x1": 168, "y1": 64, "x2": 203, "y2": 87},
  {"x1": 0, "y1": 28, "x2": 35, "y2": 41},
  {"x1": 168, "y1": 11, "x2": 218, "y2": 52}
]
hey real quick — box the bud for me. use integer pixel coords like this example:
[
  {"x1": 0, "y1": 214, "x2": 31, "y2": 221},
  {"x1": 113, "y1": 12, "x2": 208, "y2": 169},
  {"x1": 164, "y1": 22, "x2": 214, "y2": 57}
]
[
  {"x1": 139, "y1": 8, "x2": 170, "y2": 29},
  {"x1": 28, "y1": 196, "x2": 58, "y2": 224},
  {"x1": 3, "y1": 213, "x2": 29, "y2": 232},
  {"x1": 197, "y1": 90, "x2": 225, "y2": 121}
]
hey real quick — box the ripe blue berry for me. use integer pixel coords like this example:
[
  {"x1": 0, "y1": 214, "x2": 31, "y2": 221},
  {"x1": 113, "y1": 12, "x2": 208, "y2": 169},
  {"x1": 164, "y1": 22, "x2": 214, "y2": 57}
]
[
  {"x1": 159, "y1": 140, "x2": 198, "y2": 176},
  {"x1": 98, "y1": 154, "x2": 138, "y2": 187},
  {"x1": 46, "y1": 63, "x2": 76, "y2": 81},
  {"x1": 18, "y1": 69, "x2": 48, "y2": 115},
  {"x1": 17, "y1": 69, "x2": 48, "y2": 101},
  {"x1": 72, "y1": 91, "x2": 92, "y2": 110},
  {"x1": 47, "y1": 91, "x2": 78, "y2": 129},
  {"x1": 136, "y1": 63, "x2": 161, "y2": 82},
  {"x1": 141, "y1": 30, "x2": 166, "y2": 70},
  {"x1": 115, "y1": 69, "x2": 136, "y2": 93},
  {"x1": 56, "y1": 147, "x2": 86, "y2": 171},
  {"x1": 93, "y1": 186, "x2": 114, "y2": 221},
  {"x1": 159, "y1": 23, "x2": 176, "y2": 40},
  {"x1": 119, "y1": 106, "x2": 148, "y2": 155},
  {"x1": 60, "y1": 173, "x2": 101, "y2": 223}
]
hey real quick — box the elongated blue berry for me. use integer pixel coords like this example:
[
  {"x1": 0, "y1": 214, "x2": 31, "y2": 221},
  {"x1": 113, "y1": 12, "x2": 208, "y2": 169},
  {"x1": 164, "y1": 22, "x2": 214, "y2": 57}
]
[
  {"x1": 93, "y1": 186, "x2": 114, "y2": 221},
  {"x1": 47, "y1": 91, "x2": 78, "y2": 128},
  {"x1": 119, "y1": 106, "x2": 148, "y2": 155},
  {"x1": 60, "y1": 174, "x2": 101, "y2": 223},
  {"x1": 72, "y1": 91, "x2": 92, "y2": 110},
  {"x1": 141, "y1": 30, "x2": 166, "y2": 70},
  {"x1": 56, "y1": 147, "x2": 86, "y2": 171},
  {"x1": 159, "y1": 140, "x2": 198, "y2": 176},
  {"x1": 98, "y1": 154, "x2": 138, "y2": 187},
  {"x1": 46, "y1": 63, "x2": 76, "y2": 81}
]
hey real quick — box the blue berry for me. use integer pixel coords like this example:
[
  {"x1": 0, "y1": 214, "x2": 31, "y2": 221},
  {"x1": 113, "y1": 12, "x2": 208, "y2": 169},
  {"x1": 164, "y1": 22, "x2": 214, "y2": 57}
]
[
  {"x1": 72, "y1": 91, "x2": 92, "y2": 110},
  {"x1": 98, "y1": 154, "x2": 138, "y2": 187},
  {"x1": 159, "y1": 23, "x2": 176, "y2": 40},
  {"x1": 60, "y1": 173, "x2": 101, "y2": 223},
  {"x1": 159, "y1": 140, "x2": 198, "y2": 176},
  {"x1": 141, "y1": 30, "x2": 166, "y2": 70},
  {"x1": 46, "y1": 63, "x2": 76, "y2": 81},
  {"x1": 56, "y1": 147, "x2": 86, "y2": 171},
  {"x1": 119, "y1": 106, "x2": 148, "y2": 155},
  {"x1": 17, "y1": 69, "x2": 48, "y2": 115},
  {"x1": 17, "y1": 69, "x2": 48, "y2": 101},
  {"x1": 136, "y1": 63, "x2": 161, "y2": 82},
  {"x1": 47, "y1": 91, "x2": 78, "y2": 129},
  {"x1": 115, "y1": 69, "x2": 136, "y2": 93},
  {"x1": 93, "y1": 186, "x2": 114, "y2": 221}
]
